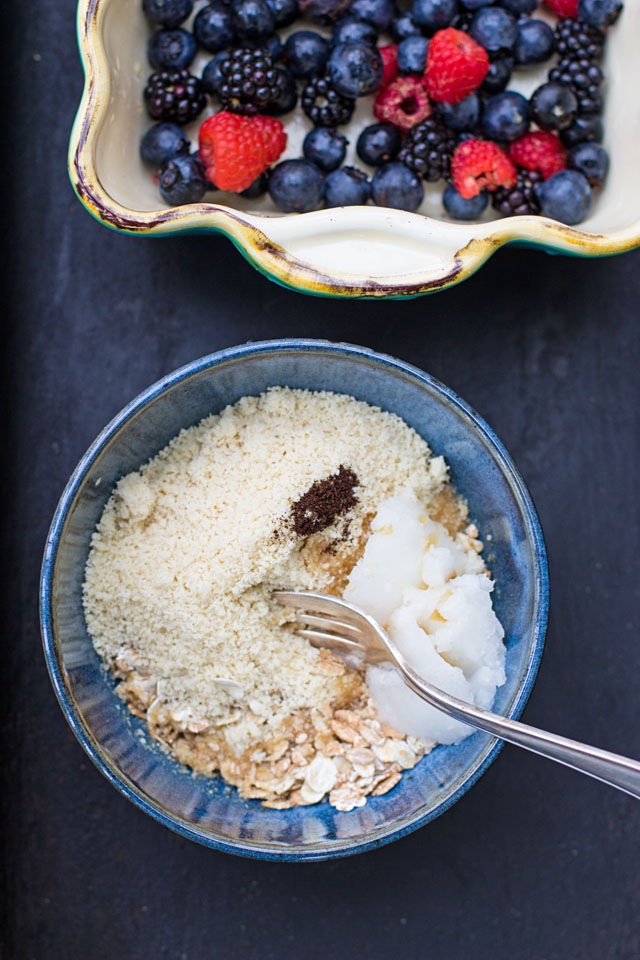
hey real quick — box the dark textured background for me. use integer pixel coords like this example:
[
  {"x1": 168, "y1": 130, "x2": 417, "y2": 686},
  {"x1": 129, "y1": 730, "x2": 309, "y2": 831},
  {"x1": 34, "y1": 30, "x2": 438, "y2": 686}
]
[{"x1": 4, "y1": 2, "x2": 640, "y2": 957}]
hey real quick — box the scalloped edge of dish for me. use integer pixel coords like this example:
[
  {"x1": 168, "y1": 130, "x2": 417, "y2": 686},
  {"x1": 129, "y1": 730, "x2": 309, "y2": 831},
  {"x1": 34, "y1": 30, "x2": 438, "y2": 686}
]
[{"x1": 69, "y1": 0, "x2": 640, "y2": 298}]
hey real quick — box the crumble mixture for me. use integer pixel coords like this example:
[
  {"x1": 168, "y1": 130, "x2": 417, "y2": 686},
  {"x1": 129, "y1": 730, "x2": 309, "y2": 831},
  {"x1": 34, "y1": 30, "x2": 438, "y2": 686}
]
[{"x1": 83, "y1": 387, "x2": 484, "y2": 811}]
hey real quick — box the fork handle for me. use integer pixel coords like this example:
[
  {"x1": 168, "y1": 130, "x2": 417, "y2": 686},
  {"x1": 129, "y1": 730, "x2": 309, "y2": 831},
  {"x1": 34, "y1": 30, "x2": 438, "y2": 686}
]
[{"x1": 400, "y1": 661, "x2": 640, "y2": 800}]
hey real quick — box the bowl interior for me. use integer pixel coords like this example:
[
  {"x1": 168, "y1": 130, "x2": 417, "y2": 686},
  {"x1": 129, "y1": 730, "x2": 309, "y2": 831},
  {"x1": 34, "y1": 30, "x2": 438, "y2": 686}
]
[
  {"x1": 42, "y1": 343, "x2": 546, "y2": 859},
  {"x1": 93, "y1": 0, "x2": 640, "y2": 237}
]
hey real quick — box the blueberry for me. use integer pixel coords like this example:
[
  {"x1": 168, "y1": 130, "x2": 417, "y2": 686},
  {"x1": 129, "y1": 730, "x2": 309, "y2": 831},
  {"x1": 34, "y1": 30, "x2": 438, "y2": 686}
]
[
  {"x1": 530, "y1": 81, "x2": 577, "y2": 131},
  {"x1": 324, "y1": 166, "x2": 371, "y2": 205},
  {"x1": 241, "y1": 172, "x2": 270, "y2": 197},
  {"x1": 201, "y1": 51, "x2": 230, "y2": 95},
  {"x1": 411, "y1": 0, "x2": 458, "y2": 35},
  {"x1": 371, "y1": 162, "x2": 424, "y2": 211},
  {"x1": 328, "y1": 41, "x2": 383, "y2": 97},
  {"x1": 303, "y1": 128, "x2": 348, "y2": 170},
  {"x1": 265, "y1": 67, "x2": 298, "y2": 113},
  {"x1": 148, "y1": 29, "x2": 197, "y2": 70},
  {"x1": 471, "y1": 7, "x2": 517, "y2": 53},
  {"x1": 434, "y1": 92, "x2": 480, "y2": 131},
  {"x1": 265, "y1": 0, "x2": 299, "y2": 27},
  {"x1": 513, "y1": 18, "x2": 555, "y2": 64},
  {"x1": 482, "y1": 91, "x2": 530, "y2": 141},
  {"x1": 231, "y1": 0, "x2": 276, "y2": 42},
  {"x1": 159, "y1": 154, "x2": 207, "y2": 204},
  {"x1": 443, "y1": 183, "x2": 488, "y2": 219},
  {"x1": 282, "y1": 31, "x2": 330, "y2": 78},
  {"x1": 193, "y1": 3, "x2": 235, "y2": 52},
  {"x1": 560, "y1": 113, "x2": 603, "y2": 147},
  {"x1": 459, "y1": 0, "x2": 493, "y2": 8},
  {"x1": 481, "y1": 56, "x2": 513, "y2": 94},
  {"x1": 257, "y1": 32, "x2": 282, "y2": 58},
  {"x1": 140, "y1": 122, "x2": 190, "y2": 167},
  {"x1": 349, "y1": 0, "x2": 395, "y2": 30},
  {"x1": 298, "y1": 0, "x2": 352, "y2": 24},
  {"x1": 536, "y1": 169, "x2": 591, "y2": 224},
  {"x1": 143, "y1": 0, "x2": 194, "y2": 28},
  {"x1": 268, "y1": 159, "x2": 325, "y2": 211},
  {"x1": 391, "y1": 12, "x2": 422, "y2": 41},
  {"x1": 577, "y1": 0, "x2": 623, "y2": 27},
  {"x1": 568, "y1": 142, "x2": 609, "y2": 185},
  {"x1": 501, "y1": 0, "x2": 536, "y2": 12},
  {"x1": 397, "y1": 36, "x2": 430, "y2": 73},
  {"x1": 356, "y1": 122, "x2": 402, "y2": 165},
  {"x1": 332, "y1": 17, "x2": 378, "y2": 46}
]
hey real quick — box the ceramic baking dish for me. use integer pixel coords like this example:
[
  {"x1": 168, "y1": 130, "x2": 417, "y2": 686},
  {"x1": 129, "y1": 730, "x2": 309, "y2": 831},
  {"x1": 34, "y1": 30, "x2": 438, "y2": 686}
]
[{"x1": 69, "y1": 0, "x2": 640, "y2": 298}]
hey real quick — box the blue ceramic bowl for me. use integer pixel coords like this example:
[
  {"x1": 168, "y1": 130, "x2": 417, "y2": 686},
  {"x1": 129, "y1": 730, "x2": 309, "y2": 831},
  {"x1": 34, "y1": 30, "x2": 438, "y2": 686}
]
[{"x1": 40, "y1": 340, "x2": 548, "y2": 860}]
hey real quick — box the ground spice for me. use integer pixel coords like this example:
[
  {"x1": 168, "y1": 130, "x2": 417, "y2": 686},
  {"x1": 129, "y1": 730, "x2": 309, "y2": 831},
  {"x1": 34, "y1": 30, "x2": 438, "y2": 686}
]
[{"x1": 290, "y1": 466, "x2": 360, "y2": 537}]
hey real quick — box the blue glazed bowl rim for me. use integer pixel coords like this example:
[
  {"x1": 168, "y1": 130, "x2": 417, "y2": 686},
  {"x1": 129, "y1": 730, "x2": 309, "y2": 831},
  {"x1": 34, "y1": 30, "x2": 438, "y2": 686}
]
[{"x1": 40, "y1": 338, "x2": 549, "y2": 861}]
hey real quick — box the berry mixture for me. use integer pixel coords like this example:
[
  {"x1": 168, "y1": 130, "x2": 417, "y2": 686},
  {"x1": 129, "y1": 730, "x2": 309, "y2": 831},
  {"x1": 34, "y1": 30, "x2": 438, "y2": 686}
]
[{"x1": 138, "y1": 0, "x2": 623, "y2": 225}]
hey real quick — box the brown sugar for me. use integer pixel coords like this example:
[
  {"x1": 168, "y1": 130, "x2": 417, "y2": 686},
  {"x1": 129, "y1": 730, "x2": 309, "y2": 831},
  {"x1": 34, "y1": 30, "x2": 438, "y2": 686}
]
[{"x1": 428, "y1": 483, "x2": 468, "y2": 537}]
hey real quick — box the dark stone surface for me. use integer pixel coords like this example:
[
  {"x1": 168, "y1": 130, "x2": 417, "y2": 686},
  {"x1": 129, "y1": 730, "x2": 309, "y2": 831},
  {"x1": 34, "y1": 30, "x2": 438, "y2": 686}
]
[{"x1": 4, "y1": 1, "x2": 640, "y2": 957}]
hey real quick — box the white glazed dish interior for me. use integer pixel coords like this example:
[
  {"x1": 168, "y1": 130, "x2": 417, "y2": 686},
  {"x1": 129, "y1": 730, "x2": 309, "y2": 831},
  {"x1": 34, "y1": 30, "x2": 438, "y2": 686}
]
[{"x1": 72, "y1": 0, "x2": 640, "y2": 295}]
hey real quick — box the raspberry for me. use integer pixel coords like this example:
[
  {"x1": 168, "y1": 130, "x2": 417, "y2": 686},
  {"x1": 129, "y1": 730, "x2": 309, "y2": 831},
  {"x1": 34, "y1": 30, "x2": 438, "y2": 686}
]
[
  {"x1": 451, "y1": 139, "x2": 517, "y2": 198},
  {"x1": 374, "y1": 76, "x2": 432, "y2": 132},
  {"x1": 509, "y1": 131, "x2": 567, "y2": 179},
  {"x1": 424, "y1": 28, "x2": 489, "y2": 106},
  {"x1": 544, "y1": 0, "x2": 579, "y2": 16},
  {"x1": 198, "y1": 112, "x2": 287, "y2": 191},
  {"x1": 379, "y1": 44, "x2": 399, "y2": 88}
]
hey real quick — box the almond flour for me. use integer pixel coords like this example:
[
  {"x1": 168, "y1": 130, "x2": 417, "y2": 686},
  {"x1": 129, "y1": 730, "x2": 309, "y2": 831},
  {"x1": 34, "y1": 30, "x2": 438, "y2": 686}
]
[{"x1": 82, "y1": 386, "x2": 475, "y2": 809}]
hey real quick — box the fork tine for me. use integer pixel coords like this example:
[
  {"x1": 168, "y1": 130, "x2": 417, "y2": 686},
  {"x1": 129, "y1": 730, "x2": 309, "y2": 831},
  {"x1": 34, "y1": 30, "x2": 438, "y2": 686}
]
[
  {"x1": 294, "y1": 627, "x2": 365, "y2": 655},
  {"x1": 294, "y1": 613, "x2": 365, "y2": 640},
  {"x1": 273, "y1": 590, "x2": 365, "y2": 627}
]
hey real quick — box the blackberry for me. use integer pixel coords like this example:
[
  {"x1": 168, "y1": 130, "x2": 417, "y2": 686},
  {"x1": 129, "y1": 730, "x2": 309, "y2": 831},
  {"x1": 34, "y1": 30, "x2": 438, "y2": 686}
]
[
  {"x1": 549, "y1": 17, "x2": 605, "y2": 114},
  {"x1": 266, "y1": 67, "x2": 298, "y2": 115},
  {"x1": 144, "y1": 69, "x2": 206, "y2": 124},
  {"x1": 492, "y1": 168, "x2": 544, "y2": 216},
  {"x1": 555, "y1": 17, "x2": 604, "y2": 63},
  {"x1": 301, "y1": 75, "x2": 355, "y2": 126},
  {"x1": 549, "y1": 57, "x2": 604, "y2": 114},
  {"x1": 218, "y1": 47, "x2": 280, "y2": 114},
  {"x1": 397, "y1": 118, "x2": 457, "y2": 182}
]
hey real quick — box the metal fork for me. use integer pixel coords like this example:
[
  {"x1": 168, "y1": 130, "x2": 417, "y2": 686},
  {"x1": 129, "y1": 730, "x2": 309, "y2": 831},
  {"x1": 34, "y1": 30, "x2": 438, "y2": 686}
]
[{"x1": 274, "y1": 590, "x2": 640, "y2": 800}]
